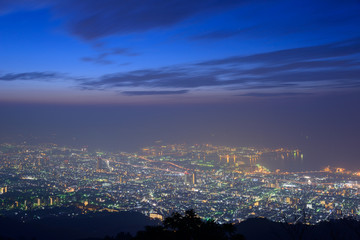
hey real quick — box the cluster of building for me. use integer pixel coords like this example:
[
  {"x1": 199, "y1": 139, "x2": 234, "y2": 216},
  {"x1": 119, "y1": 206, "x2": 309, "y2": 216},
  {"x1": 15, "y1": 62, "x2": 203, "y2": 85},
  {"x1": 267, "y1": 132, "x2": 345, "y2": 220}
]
[{"x1": 0, "y1": 143, "x2": 360, "y2": 224}]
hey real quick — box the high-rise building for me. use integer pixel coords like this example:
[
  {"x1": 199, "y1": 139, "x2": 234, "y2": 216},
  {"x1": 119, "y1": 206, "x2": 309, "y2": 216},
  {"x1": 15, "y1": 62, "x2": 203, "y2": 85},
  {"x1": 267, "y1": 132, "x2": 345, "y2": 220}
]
[
  {"x1": 184, "y1": 172, "x2": 191, "y2": 184},
  {"x1": 96, "y1": 157, "x2": 103, "y2": 171},
  {"x1": 184, "y1": 172, "x2": 196, "y2": 185},
  {"x1": 192, "y1": 172, "x2": 196, "y2": 185},
  {"x1": 45, "y1": 157, "x2": 50, "y2": 166}
]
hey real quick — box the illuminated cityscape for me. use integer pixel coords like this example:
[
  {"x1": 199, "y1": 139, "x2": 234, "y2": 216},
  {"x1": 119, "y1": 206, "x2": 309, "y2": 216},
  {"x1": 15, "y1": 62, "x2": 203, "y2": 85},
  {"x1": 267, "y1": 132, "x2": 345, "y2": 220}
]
[
  {"x1": 0, "y1": 0, "x2": 360, "y2": 238},
  {"x1": 1, "y1": 142, "x2": 360, "y2": 224}
]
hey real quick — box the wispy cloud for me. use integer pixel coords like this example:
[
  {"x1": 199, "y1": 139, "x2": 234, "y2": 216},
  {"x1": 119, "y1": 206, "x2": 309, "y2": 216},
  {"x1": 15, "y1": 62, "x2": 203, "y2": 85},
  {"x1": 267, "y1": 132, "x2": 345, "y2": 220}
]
[
  {"x1": 238, "y1": 92, "x2": 313, "y2": 97},
  {"x1": 2, "y1": 38, "x2": 360, "y2": 99},
  {"x1": 190, "y1": 28, "x2": 252, "y2": 40},
  {"x1": 81, "y1": 56, "x2": 114, "y2": 65},
  {"x1": 81, "y1": 48, "x2": 138, "y2": 65},
  {"x1": 199, "y1": 38, "x2": 360, "y2": 66},
  {"x1": 0, "y1": 72, "x2": 61, "y2": 81},
  {"x1": 122, "y1": 90, "x2": 188, "y2": 96},
  {"x1": 81, "y1": 38, "x2": 360, "y2": 92}
]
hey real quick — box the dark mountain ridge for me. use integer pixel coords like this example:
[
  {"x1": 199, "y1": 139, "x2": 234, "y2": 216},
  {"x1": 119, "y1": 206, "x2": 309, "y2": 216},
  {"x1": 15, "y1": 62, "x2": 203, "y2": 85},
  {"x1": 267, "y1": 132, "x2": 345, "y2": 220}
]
[{"x1": 1, "y1": 211, "x2": 360, "y2": 240}]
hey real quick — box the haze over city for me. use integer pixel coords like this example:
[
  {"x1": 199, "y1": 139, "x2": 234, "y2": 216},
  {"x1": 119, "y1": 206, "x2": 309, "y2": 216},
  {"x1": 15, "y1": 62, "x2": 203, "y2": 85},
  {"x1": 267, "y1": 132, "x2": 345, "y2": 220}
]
[{"x1": 1, "y1": 1, "x2": 360, "y2": 169}]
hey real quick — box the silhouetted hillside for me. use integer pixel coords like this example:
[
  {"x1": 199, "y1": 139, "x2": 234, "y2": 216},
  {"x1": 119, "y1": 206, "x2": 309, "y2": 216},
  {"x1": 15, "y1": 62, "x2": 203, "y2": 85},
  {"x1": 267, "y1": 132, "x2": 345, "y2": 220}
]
[
  {"x1": 235, "y1": 217, "x2": 360, "y2": 240},
  {"x1": 0, "y1": 211, "x2": 158, "y2": 240},
  {"x1": 1, "y1": 211, "x2": 360, "y2": 240}
]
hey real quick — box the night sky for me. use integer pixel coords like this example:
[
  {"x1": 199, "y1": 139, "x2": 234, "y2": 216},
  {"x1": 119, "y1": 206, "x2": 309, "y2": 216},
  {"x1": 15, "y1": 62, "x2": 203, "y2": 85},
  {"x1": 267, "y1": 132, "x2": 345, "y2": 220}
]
[{"x1": 0, "y1": 0, "x2": 360, "y2": 169}]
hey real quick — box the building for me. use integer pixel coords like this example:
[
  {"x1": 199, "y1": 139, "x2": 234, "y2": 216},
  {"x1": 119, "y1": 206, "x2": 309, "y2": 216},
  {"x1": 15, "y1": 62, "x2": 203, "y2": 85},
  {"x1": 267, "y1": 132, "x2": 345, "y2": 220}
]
[
  {"x1": 184, "y1": 172, "x2": 196, "y2": 185},
  {"x1": 96, "y1": 157, "x2": 103, "y2": 171}
]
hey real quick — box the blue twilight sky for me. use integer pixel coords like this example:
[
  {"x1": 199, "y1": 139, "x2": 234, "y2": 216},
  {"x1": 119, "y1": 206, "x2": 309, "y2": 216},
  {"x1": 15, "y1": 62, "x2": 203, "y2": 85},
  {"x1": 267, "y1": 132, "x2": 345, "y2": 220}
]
[
  {"x1": 0, "y1": 0, "x2": 360, "y2": 170},
  {"x1": 0, "y1": 0, "x2": 360, "y2": 104}
]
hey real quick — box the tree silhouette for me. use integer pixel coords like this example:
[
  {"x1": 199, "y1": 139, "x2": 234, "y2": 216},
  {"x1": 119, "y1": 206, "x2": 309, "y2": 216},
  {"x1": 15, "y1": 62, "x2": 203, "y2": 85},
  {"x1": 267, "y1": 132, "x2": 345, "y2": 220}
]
[{"x1": 134, "y1": 209, "x2": 245, "y2": 240}]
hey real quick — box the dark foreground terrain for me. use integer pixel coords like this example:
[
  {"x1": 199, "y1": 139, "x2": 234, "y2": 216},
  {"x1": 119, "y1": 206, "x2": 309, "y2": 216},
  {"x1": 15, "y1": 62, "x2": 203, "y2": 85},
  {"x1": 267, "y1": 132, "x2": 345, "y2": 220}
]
[{"x1": 1, "y1": 210, "x2": 360, "y2": 240}]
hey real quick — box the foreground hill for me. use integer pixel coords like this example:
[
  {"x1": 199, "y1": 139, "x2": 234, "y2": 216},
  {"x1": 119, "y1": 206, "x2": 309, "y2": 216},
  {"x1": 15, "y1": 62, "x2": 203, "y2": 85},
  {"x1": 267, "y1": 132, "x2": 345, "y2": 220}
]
[
  {"x1": 236, "y1": 217, "x2": 360, "y2": 240},
  {"x1": 0, "y1": 211, "x2": 158, "y2": 240},
  {"x1": 1, "y1": 210, "x2": 360, "y2": 240}
]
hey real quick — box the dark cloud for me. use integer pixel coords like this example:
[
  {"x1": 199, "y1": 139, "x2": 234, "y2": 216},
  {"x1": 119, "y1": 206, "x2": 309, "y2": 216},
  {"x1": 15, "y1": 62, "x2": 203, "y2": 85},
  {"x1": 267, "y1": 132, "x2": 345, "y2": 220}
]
[
  {"x1": 2, "y1": 39, "x2": 359, "y2": 97},
  {"x1": 190, "y1": 29, "x2": 248, "y2": 40},
  {"x1": 0, "y1": 72, "x2": 60, "y2": 81},
  {"x1": 199, "y1": 38, "x2": 360, "y2": 66},
  {"x1": 256, "y1": 69, "x2": 360, "y2": 84},
  {"x1": 81, "y1": 38, "x2": 360, "y2": 92},
  {"x1": 81, "y1": 48, "x2": 138, "y2": 65},
  {"x1": 111, "y1": 48, "x2": 139, "y2": 57},
  {"x1": 2, "y1": 0, "x2": 359, "y2": 43},
  {"x1": 81, "y1": 56, "x2": 114, "y2": 65},
  {"x1": 53, "y1": 0, "x2": 245, "y2": 40},
  {"x1": 238, "y1": 92, "x2": 313, "y2": 97},
  {"x1": 122, "y1": 90, "x2": 188, "y2": 96},
  {"x1": 241, "y1": 59, "x2": 359, "y2": 75},
  {"x1": 225, "y1": 83, "x2": 299, "y2": 90},
  {"x1": 82, "y1": 69, "x2": 221, "y2": 89},
  {"x1": 48, "y1": 0, "x2": 359, "y2": 41}
]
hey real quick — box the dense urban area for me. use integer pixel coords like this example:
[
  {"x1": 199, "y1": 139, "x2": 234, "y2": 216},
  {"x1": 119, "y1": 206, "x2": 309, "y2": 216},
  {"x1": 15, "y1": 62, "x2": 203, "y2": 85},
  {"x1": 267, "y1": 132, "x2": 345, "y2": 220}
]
[{"x1": 1, "y1": 143, "x2": 360, "y2": 225}]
